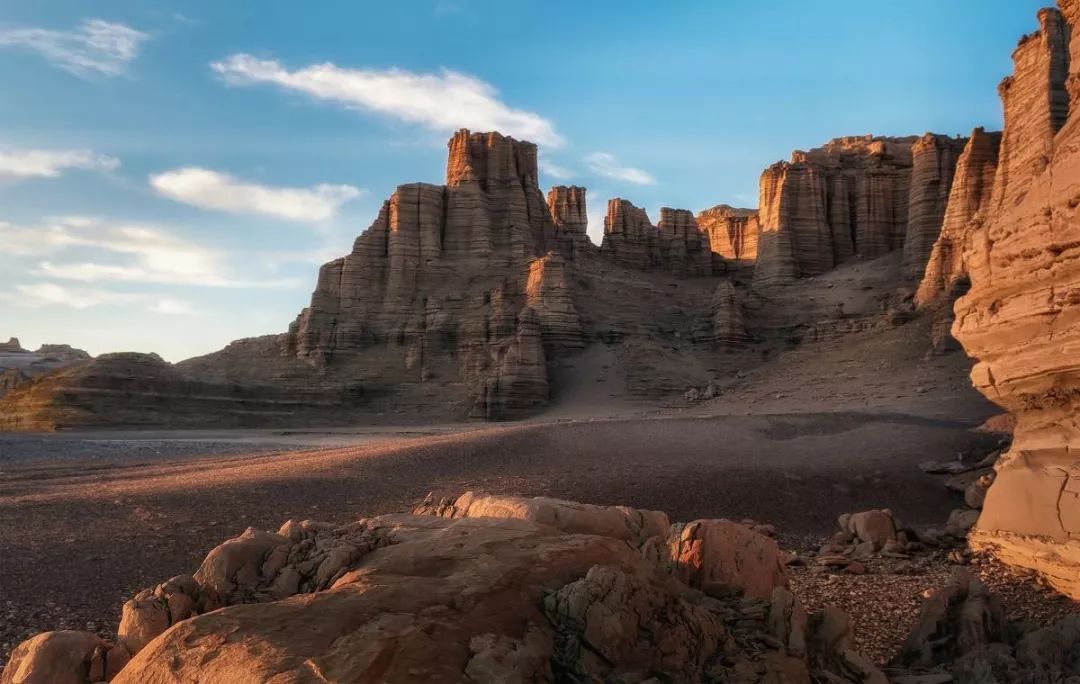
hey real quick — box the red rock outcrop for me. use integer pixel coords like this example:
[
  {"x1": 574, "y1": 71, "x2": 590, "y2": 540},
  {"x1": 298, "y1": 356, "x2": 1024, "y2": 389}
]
[
  {"x1": 281, "y1": 130, "x2": 577, "y2": 420},
  {"x1": 902, "y1": 133, "x2": 969, "y2": 280},
  {"x1": 754, "y1": 134, "x2": 971, "y2": 288},
  {"x1": 546, "y1": 184, "x2": 592, "y2": 258},
  {"x1": 657, "y1": 207, "x2": 713, "y2": 276},
  {"x1": 915, "y1": 128, "x2": 1003, "y2": 307},
  {"x1": 697, "y1": 204, "x2": 760, "y2": 271},
  {"x1": 3, "y1": 494, "x2": 884, "y2": 683},
  {"x1": 710, "y1": 280, "x2": 748, "y2": 345},
  {"x1": 599, "y1": 198, "x2": 659, "y2": 270},
  {"x1": 952, "y1": 3, "x2": 1080, "y2": 598}
]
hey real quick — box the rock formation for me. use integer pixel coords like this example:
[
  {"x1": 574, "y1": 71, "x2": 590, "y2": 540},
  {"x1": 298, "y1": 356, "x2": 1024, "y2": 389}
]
[
  {"x1": 697, "y1": 204, "x2": 760, "y2": 272},
  {"x1": 657, "y1": 207, "x2": 713, "y2": 276},
  {"x1": 546, "y1": 185, "x2": 591, "y2": 258},
  {"x1": 902, "y1": 133, "x2": 968, "y2": 281},
  {"x1": 754, "y1": 133, "x2": 971, "y2": 289},
  {"x1": 2, "y1": 493, "x2": 887, "y2": 683},
  {"x1": 951, "y1": 2, "x2": 1080, "y2": 599},
  {"x1": 915, "y1": 128, "x2": 1003, "y2": 307},
  {"x1": 599, "y1": 198, "x2": 659, "y2": 270},
  {"x1": 710, "y1": 280, "x2": 748, "y2": 345},
  {"x1": 0, "y1": 352, "x2": 358, "y2": 431},
  {"x1": 0, "y1": 342, "x2": 90, "y2": 399}
]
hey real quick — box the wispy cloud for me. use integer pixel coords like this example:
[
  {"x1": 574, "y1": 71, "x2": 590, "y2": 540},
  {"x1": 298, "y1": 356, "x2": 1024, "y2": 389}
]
[
  {"x1": 0, "y1": 146, "x2": 118, "y2": 180},
  {"x1": 0, "y1": 19, "x2": 149, "y2": 77},
  {"x1": 150, "y1": 167, "x2": 362, "y2": 222},
  {"x1": 583, "y1": 152, "x2": 656, "y2": 185},
  {"x1": 211, "y1": 54, "x2": 564, "y2": 147},
  {"x1": 539, "y1": 157, "x2": 574, "y2": 180},
  {"x1": 4, "y1": 282, "x2": 194, "y2": 315},
  {"x1": 0, "y1": 217, "x2": 299, "y2": 288}
]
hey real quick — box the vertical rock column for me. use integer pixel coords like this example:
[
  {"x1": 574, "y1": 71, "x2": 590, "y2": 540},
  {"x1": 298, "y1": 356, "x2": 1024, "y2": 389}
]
[
  {"x1": 903, "y1": 134, "x2": 968, "y2": 280},
  {"x1": 953, "y1": 4, "x2": 1080, "y2": 598}
]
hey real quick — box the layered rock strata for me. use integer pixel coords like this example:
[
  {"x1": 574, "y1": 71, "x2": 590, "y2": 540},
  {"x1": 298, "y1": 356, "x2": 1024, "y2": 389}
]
[
  {"x1": 657, "y1": 207, "x2": 713, "y2": 276},
  {"x1": 915, "y1": 128, "x2": 1003, "y2": 307},
  {"x1": 599, "y1": 198, "x2": 659, "y2": 270},
  {"x1": 2, "y1": 493, "x2": 886, "y2": 683},
  {"x1": 0, "y1": 341, "x2": 89, "y2": 399},
  {"x1": 754, "y1": 132, "x2": 973, "y2": 288},
  {"x1": 0, "y1": 353, "x2": 360, "y2": 431},
  {"x1": 952, "y1": 2, "x2": 1080, "y2": 598},
  {"x1": 697, "y1": 204, "x2": 760, "y2": 271},
  {"x1": 545, "y1": 185, "x2": 592, "y2": 258},
  {"x1": 284, "y1": 129, "x2": 577, "y2": 419},
  {"x1": 902, "y1": 133, "x2": 968, "y2": 280}
]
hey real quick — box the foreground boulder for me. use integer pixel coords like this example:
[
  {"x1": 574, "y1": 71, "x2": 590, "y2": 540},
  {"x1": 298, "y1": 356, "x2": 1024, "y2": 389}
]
[{"x1": 3, "y1": 493, "x2": 882, "y2": 683}]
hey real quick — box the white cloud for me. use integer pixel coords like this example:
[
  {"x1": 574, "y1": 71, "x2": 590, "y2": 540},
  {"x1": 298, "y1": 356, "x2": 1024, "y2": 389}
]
[
  {"x1": 0, "y1": 147, "x2": 119, "y2": 180},
  {"x1": 150, "y1": 167, "x2": 361, "y2": 222},
  {"x1": 0, "y1": 19, "x2": 149, "y2": 77},
  {"x1": 0, "y1": 217, "x2": 299, "y2": 288},
  {"x1": 211, "y1": 53, "x2": 563, "y2": 147},
  {"x1": 6, "y1": 282, "x2": 193, "y2": 315},
  {"x1": 583, "y1": 152, "x2": 656, "y2": 186},
  {"x1": 539, "y1": 157, "x2": 574, "y2": 180}
]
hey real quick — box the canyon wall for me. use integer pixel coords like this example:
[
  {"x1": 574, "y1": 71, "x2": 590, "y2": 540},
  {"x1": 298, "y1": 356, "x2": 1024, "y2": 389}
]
[
  {"x1": 754, "y1": 133, "x2": 969, "y2": 288},
  {"x1": 546, "y1": 185, "x2": 592, "y2": 258},
  {"x1": 697, "y1": 204, "x2": 760, "y2": 272},
  {"x1": 283, "y1": 130, "x2": 574, "y2": 419},
  {"x1": 953, "y1": 2, "x2": 1080, "y2": 598}
]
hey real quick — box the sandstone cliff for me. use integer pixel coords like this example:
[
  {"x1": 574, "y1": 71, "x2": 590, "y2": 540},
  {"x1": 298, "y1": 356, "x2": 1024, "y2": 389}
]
[
  {"x1": 599, "y1": 198, "x2": 659, "y2": 270},
  {"x1": 697, "y1": 204, "x2": 760, "y2": 272},
  {"x1": 952, "y1": 2, "x2": 1080, "y2": 599},
  {"x1": 902, "y1": 133, "x2": 968, "y2": 280},
  {"x1": 754, "y1": 133, "x2": 972, "y2": 289},
  {"x1": 283, "y1": 130, "x2": 576, "y2": 420},
  {"x1": 546, "y1": 185, "x2": 592, "y2": 258},
  {"x1": 0, "y1": 341, "x2": 90, "y2": 400},
  {"x1": 915, "y1": 128, "x2": 1002, "y2": 307}
]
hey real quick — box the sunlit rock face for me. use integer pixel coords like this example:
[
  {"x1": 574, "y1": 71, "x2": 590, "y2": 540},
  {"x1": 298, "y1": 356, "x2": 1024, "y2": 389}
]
[
  {"x1": 953, "y1": 2, "x2": 1080, "y2": 599},
  {"x1": 697, "y1": 204, "x2": 760, "y2": 273},
  {"x1": 753, "y1": 132, "x2": 969, "y2": 288}
]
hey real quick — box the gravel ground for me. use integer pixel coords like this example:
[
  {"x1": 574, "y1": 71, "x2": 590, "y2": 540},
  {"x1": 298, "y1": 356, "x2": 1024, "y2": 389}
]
[
  {"x1": 0, "y1": 412, "x2": 1004, "y2": 666},
  {"x1": 791, "y1": 550, "x2": 1080, "y2": 667}
]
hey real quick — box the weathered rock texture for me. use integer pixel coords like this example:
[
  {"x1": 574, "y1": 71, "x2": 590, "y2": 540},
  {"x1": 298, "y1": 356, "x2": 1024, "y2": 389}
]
[
  {"x1": 953, "y1": 2, "x2": 1080, "y2": 599},
  {"x1": 600, "y1": 198, "x2": 659, "y2": 270},
  {"x1": 546, "y1": 185, "x2": 592, "y2": 258},
  {"x1": 697, "y1": 204, "x2": 760, "y2": 272},
  {"x1": 280, "y1": 129, "x2": 577, "y2": 419},
  {"x1": 3, "y1": 493, "x2": 885, "y2": 683},
  {"x1": 754, "y1": 133, "x2": 969, "y2": 288},
  {"x1": 915, "y1": 128, "x2": 1003, "y2": 307},
  {"x1": 657, "y1": 207, "x2": 713, "y2": 277},
  {"x1": 902, "y1": 133, "x2": 969, "y2": 280}
]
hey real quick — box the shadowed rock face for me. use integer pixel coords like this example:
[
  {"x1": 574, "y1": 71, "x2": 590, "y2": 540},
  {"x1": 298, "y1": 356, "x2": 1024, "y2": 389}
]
[
  {"x1": 2, "y1": 493, "x2": 888, "y2": 683},
  {"x1": 915, "y1": 128, "x2": 1003, "y2": 308},
  {"x1": 546, "y1": 185, "x2": 592, "y2": 258},
  {"x1": 600, "y1": 197, "x2": 659, "y2": 270},
  {"x1": 902, "y1": 133, "x2": 969, "y2": 281},
  {"x1": 952, "y1": 2, "x2": 1080, "y2": 599}
]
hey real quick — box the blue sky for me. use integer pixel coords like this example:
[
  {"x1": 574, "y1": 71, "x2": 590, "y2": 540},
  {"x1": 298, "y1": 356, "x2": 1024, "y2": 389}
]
[{"x1": 0, "y1": 0, "x2": 1047, "y2": 361}]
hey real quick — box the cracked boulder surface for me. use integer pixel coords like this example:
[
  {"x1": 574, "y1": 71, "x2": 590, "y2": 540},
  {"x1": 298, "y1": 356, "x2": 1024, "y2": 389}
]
[
  {"x1": 1, "y1": 493, "x2": 886, "y2": 683},
  {"x1": 951, "y1": 1, "x2": 1080, "y2": 599}
]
